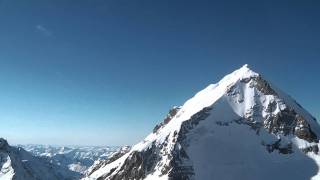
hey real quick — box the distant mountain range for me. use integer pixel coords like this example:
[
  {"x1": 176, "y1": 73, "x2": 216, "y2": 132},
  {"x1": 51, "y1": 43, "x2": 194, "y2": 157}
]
[
  {"x1": 17, "y1": 144, "x2": 123, "y2": 175},
  {"x1": 0, "y1": 140, "x2": 129, "y2": 179},
  {"x1": 0, "y1": 138, "x2": 78, "y2": 179}
]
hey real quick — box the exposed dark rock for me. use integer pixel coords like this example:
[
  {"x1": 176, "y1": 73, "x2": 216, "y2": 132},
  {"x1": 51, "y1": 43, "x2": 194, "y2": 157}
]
[
  {"x1": 106, "y1": 143, "x2": 161, "y2": 180},
  {"x1": 253, "y1": 76, "x2": 277, "y2": 95},
  {"x1": 239, "y1": 75, "x2": 319, "y2": 145},
  {"x1": 178, "y1": 107, "x2": 212, "y2": 145},
  {"x1": 302, "y1": 145, "x2": 319, "y2": 154},
  {"x1": 265, "y1": 100, "x2": 277, "y2": 113},
  {"x1": 263, "y1": 108, "x2": 318, "y2": 143},
  {"x1": 153, "y1": 124, "x2": 162, "y2": 134},
  {"x1": 215, "y1": 121, "x2": 230, "y2": 126},
  {"x1": 241, "y1": 75, "x2": 277, "y2": 95},
  {"x1": 234, "y1": 118, "x2": 262, "y2": 135},
  {"x1": 239, "y1": 75, "x2": 318, "y2": 143},
  {"x1": 264, "y1": 108, "x2": 296, "y2": 136},
  {"x1": 314, "y1": 145, "x2": 319, "y2": 154},
  {"x1": 0, "y1": 138, "x2": 9, "y2": 150},
  {"x1": 97, "y1": 167, "x2": 116, "y2": 180},
  {"x1": 153, "y1": 107, "x2": 181, "y2": 134},
  {"x1": 161, "y1": 164, "x2": 171, "y2": 176},
  {"x1": 294, "y1": 100, "x2": 303, "y2": 108},
  {"x1": 226, "y1": 84, "x2": 237, "y2": 95},
  {"x1": 294, "y1": 115, "x2": 318, "y2": 143},
  {"x1": 228, "y1": 74, "x2": 319, "y2": 152},
  {"x1": 164, "y1": 107, "x2": 181, "y2": 124},
  {"x1": 262, "y1": 139, "x2": 293, "y2": 154},
  {"x1": 168, "y1": 143, "x2": 194, "y2": 180},
  {"x1": 87, "y1": 147, "x2": 130, "y2": 176},
  {"x1": 106, "y1": 151, "x2": 144, "y2": 180},
  {"x1": 166, "y1": 107, "x2": 213, "y2": 179}
]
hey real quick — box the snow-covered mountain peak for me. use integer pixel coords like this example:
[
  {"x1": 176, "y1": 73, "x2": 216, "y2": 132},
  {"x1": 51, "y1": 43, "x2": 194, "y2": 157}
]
[
  {"x1": 220, "y1": 64, "x2": 258, "y2": 82},
  {"x1": 141, "y1": 64, "x2": 262, "y2": 148},
  {"x1": 85, "y1": 65, "x2": 320, "y2": 180},
  {"x1": 178, "y1": 64, "x2": 259, "y2": 121}
]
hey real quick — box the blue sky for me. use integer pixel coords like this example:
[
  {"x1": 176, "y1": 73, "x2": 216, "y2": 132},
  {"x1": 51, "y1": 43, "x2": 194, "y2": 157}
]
[{"x1": 0, "y1": 0, "x2": 319, "y2": 146}]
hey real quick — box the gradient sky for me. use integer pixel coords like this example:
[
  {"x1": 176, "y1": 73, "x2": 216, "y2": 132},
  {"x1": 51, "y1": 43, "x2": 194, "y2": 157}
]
[{"x1": 0, "y1": 0, "x2": 319, "y2": 146}]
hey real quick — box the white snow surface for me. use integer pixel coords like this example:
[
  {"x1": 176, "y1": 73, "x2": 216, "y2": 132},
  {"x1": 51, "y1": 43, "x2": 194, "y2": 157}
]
[{"x1": 85, "y1": 64, "x2": 320, "y2": 179}]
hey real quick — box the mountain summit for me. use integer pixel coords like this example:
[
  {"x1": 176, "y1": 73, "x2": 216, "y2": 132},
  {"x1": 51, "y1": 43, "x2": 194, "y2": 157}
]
[{"x1": 85, "y1": 65, "x2": 320, "y2": 180}]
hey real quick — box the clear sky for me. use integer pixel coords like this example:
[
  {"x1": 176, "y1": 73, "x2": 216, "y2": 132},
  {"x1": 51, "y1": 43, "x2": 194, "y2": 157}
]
[{"x1": 0, "y1": 0, "x2": 319, "y2": 146}]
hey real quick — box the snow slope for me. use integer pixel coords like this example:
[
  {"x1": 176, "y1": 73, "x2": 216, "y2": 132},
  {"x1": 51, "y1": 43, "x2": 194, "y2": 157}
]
[{"x1": 84, "y1": 64, "x2": 320, "y2": 180}]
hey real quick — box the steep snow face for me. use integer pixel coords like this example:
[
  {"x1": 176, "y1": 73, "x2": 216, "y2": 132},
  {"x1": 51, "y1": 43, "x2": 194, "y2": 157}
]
[
  {"x1": 85, "y1": 64, "x2": 320, "y2": 180},
  {"x1": 0, "y1": 138, "x2": 79, "y2": 180}
]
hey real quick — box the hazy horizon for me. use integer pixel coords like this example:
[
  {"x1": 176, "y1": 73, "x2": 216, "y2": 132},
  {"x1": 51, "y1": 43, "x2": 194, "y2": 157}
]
[{"x1": 1, "y1": 0, "x2": 320, "y2": 146}]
